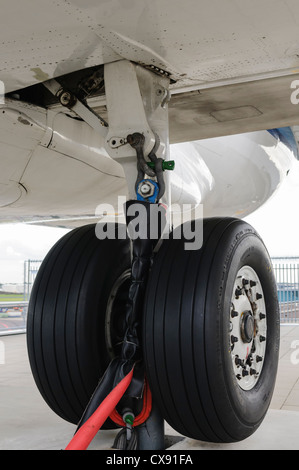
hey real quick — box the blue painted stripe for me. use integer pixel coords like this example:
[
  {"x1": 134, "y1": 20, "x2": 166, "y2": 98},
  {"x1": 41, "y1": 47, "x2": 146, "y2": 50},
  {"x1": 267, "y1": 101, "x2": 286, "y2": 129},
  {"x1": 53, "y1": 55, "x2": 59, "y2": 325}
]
[{"x1": 268, "y1": 127, "x2": 299, "y2": 160}]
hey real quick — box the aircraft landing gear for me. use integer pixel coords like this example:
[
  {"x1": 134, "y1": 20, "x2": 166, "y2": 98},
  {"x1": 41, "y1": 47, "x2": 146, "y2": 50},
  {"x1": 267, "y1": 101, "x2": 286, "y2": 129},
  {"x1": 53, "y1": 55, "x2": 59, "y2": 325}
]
[{"x1": 26, "y1": 60, "x2": 280, "y2": 449}]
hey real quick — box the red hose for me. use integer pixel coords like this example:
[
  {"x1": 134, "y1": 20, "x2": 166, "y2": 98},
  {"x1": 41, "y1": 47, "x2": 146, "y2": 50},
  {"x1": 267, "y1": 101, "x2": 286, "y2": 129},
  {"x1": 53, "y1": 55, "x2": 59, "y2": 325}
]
[
  {"x1": 109, "y1": 377, "x2": 152, "y2": 427},
  {"x1": 65, "y1": 366, "x2": 134, "y2": 451}
]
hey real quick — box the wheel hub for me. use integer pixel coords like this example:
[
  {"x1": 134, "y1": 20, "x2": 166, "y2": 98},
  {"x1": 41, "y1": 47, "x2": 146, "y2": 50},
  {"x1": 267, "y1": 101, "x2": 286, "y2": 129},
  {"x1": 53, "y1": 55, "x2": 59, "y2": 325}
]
[
  {"x1": 230, "y1": 266, "x2": 267, "y2": 391},
  {"x1": 241, "y1": 311, "x2": 254, "y2": 343}
]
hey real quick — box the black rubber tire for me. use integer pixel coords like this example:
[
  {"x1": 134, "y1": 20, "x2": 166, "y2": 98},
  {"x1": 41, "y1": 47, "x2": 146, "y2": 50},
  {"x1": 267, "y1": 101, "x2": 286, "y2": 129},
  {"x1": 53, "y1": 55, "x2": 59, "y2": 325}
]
[
  {"x1": 143, "y1": 217, "x2": 280, "y2": 443},
  {"x1": 27, "y1": 224, "x2": 130, "y2": 425}
]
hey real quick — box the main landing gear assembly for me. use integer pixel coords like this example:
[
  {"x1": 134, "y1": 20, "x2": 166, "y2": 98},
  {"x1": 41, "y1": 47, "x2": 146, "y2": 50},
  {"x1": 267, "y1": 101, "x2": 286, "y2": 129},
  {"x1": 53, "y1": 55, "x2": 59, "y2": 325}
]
[{"x1": 26, "y1": 60, "x2": 280, "y2": 450}]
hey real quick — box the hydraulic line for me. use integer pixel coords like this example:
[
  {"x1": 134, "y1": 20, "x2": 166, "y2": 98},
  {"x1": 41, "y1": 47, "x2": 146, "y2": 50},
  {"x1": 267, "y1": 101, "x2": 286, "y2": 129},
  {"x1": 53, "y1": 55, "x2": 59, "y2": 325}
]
[{"x1": 65, "y1": 366, "x2": 134, "y2": 450}]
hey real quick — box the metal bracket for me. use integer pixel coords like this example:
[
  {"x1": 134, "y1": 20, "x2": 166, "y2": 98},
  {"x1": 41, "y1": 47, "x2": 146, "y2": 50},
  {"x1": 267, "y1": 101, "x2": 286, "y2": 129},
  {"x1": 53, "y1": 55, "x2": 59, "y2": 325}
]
[
  {"x1": 104, "y1": 61, "x2": 157, "y2": 161},
  {"x1": 43, "y1": 79, "x2": 109, "y2": 138},
  {"x1": 104, "y1": 60, "x2": 171, "y2": 201}
]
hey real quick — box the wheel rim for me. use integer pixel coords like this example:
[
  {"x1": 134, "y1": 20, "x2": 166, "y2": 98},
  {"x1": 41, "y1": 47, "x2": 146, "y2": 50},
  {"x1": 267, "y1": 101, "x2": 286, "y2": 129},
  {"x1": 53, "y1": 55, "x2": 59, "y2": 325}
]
[{"x1": 230, "y1": 265, "x2": 267, "y2": 391}]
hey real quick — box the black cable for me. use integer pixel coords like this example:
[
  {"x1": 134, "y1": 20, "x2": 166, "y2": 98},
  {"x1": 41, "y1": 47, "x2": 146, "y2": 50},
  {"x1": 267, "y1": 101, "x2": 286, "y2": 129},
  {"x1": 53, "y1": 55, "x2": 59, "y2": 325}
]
[{"x1": 113, "y1": 428, "x2": 138, "y2": 450}]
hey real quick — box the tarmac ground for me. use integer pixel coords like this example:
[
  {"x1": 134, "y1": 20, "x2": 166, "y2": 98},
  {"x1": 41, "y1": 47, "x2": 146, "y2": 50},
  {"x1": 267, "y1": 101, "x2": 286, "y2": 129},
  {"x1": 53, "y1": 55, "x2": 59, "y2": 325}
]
[{"x1": 0, "y1": 325, "x2": 299, "y2": 451}]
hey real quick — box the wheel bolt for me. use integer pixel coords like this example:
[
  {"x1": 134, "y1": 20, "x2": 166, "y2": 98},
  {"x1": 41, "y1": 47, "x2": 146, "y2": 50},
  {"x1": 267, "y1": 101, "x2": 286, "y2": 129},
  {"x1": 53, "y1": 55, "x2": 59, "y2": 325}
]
[
  {"x1": 242, "y1": 278, "x2": 249, "y2": 286},
  {"x1": 260, "y1": 335, "x2": 266, "y2": 342},
  {"x1": 250, "y1": 368, "x2": 257, "y2": 375},
  {"x1": 259, "y1": 312, "x2": 266, "y2": 320},
  {"x1": 246, "y1": 356, "x2": 253, "y2": 366},
  {"x1": 231, "y1": 335, "x2": 238, "y2": 343},
  {"x1": 250, "y1": 280, "x2": 257, "y2": 287},
  {"x1": 242, "y1": 369, "x2": 249, "y2": 377},
  {"x1": 231, "y1": 310, "x2": 239, "y2": 318},
  {"x1": 256, "y1": 293, "x2": 263, "y2": 300},
  {"x1": 235, "y1": 288, "x2": 243, "y2": 297},
  {"x1": 256, "y1": 355, "x2": 263, "y2": 362},
  {"x1": 236, "y1": 374, "x2": 242, "y2": 380},
  {"x1": 235, "y1": 357, "x2": 244, "y2": 366}
]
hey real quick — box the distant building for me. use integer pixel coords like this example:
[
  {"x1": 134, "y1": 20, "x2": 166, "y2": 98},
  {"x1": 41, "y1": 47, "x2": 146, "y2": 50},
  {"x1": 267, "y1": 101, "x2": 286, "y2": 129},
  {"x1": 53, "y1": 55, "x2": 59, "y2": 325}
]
[
  {"x1": 0, "y1": 284, "x2": 24, "y2": 294},
  {"x1": 277, "y1": 283, "x2": 299, "y2": 303}
]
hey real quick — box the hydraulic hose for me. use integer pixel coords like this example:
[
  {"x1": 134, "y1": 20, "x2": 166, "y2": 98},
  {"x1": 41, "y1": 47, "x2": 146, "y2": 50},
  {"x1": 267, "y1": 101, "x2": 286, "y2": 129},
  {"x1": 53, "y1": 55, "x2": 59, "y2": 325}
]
[{"x1": 65, "y1": 366, "x2": 134, "y2": 451}]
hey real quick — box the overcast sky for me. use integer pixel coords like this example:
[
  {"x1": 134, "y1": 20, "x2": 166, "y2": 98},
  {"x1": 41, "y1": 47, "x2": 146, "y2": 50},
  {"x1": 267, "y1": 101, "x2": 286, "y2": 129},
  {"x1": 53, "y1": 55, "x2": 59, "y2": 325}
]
[
  {"x1": 245, "y1": 159, "x2": 299, "y2": 259},
  {"x1": 0, "y1": 224, "x2": 68, "y2": 284},
  {"x1": 0, "y1": 160, "x2": 298, "y2": 284}
]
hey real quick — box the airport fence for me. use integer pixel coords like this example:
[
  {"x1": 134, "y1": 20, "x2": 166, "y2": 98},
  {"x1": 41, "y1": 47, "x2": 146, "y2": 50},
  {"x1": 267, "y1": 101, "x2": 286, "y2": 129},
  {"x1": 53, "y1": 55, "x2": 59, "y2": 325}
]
[
  {"x1": 0, "y1": 260, "x2": 42, "y2": 335},
  {"x1": 272, "y1": 258, "x2": 299, "y2": 324}
]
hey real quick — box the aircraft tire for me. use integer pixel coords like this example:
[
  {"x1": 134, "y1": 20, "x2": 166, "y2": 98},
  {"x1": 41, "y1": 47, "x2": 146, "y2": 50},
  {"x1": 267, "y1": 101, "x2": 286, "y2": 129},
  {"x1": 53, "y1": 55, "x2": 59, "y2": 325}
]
[
  {"x1": 27, "y1": 224, "x2": 131, "y2": 426},
  {"x1": 143, "y1": 217, "x2": 280, "y2": 443}
]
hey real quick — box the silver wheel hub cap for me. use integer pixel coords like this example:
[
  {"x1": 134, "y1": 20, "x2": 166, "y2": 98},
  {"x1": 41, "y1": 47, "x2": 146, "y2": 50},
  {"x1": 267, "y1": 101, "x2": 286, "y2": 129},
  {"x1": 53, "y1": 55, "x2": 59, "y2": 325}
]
[{"x1": 230, "y1": 266, "x2": 267, "y2": 391}]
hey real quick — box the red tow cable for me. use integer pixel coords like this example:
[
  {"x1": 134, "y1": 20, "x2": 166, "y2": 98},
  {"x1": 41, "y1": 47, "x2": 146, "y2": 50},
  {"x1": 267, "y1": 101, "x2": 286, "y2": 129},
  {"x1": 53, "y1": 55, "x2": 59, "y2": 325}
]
[{"x1": 65, "y1": 366, "x2": 134, "y2": 451}]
